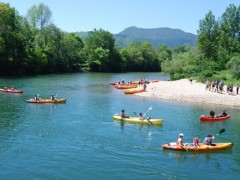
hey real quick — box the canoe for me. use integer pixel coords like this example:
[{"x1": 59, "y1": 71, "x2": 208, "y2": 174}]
[
  {"x1": 113, "y1": 115, "x2": 163, "y2": 125},
  {"x1": 0, "y1": 88, "x2": 23, "y2": 93},
  {"x1": 200, "y1": 115, "x2": 230, "y2": 121},
  {"x1": 115, "y1": 84, "x2": 138, "y2": 89},
  {"x1": 26, "y1": 98, "x2": 66, "y2": 104},
  {"x1": 162, "y1": 142, "x2": 233, "y2": 152},
  {"x1": 124, "y1": 88, "x2": 145, "y2": 94}
]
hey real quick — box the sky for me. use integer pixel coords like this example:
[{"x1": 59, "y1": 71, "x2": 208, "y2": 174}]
[{"x1": 1, "y1": 0, "x2": 239, "y2": 35}]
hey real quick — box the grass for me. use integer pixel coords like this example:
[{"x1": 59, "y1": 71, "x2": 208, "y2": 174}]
[{"x1": 194, "y1": 70, "x2": 240, "y2": 85}]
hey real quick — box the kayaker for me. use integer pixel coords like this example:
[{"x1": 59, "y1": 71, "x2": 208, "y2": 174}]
[
  {"x1": 203, "y1": 134, "x2": 215, "y2": 146},
  {"x1": 34, "y1": 95, "x2": 39, "y2": 101},
  {"x1": 219, "y1": 109, "x2": 227, "y2": 117},
  {"x1": 120, "y1": 110, "x2": 126, "y2": 118},
  {"x1": 51, "y1": 94, "x2": 56, "y2": 101},
  {"x1": 139, "y1": 113, "x2": 144, "y2": 120},
  {"x1": 193, "y1": 137, "x2": 200, "y2": 147},
  {"x1": 209, "y1": 110, "x2": 215, "y2": 118},
  {"x1": 177, "y1": 133, "x2": 184, "y2": 147}
]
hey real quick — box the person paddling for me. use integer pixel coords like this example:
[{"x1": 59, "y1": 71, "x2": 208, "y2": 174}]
[
  {"x1": 177, "y1": 133, "x2": 184, "y2": 147},
  {"x1": 204, "y1": 134, "x2": 215, "y2": 146}
]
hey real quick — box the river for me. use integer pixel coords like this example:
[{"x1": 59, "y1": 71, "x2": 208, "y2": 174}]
[{"x1": 0, "y1": 72, "x2": 239, "y2": 179}]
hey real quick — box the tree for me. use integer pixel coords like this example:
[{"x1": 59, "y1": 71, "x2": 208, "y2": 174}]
[
  {"x1": 0, "y1": 3, "x2": 29, "y2": 75},
  {"x1": 85, "y1": 29, "x2": 121, "y2": 72},
  {"x1": 197, "y1": 11, "x2": 219, "y2": 61},
  {"x1": 27, "y1": 3, "x2": 52, "y2": 30},
  {"x1": 156, "y1": 44, "x2": 172, "y2": 62},
  {"x1": 218, "y1": 4, "x2": 240, "y2": 66},
  {"x1": 120, "y1": 41, "x2": 160, "y2": 72},
  {"x1": 61, "y1": 33, "x2": 85, "y2": 71}
]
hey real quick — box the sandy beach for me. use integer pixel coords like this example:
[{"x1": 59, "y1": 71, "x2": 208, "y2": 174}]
[{"x1": 135, "y1": 79, "x2": 240, "y2": 107}]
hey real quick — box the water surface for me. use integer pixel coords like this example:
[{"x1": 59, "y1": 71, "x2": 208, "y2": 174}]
[{"x1": 0, "y1": 73, "x2": 239, "y2": 179}]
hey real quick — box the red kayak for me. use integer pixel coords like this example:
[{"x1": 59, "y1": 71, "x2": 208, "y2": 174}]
[
  {"x1": 0, "y1": 88, "x2": 23, "y2": 94},
  {"x1": 200, "y1": 115, "x2": 230, "y2": 121}
]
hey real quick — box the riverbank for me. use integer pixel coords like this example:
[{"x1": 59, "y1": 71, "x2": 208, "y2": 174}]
[{"x1": 136, "y1": 79, "x2": 240, "y2": 107}]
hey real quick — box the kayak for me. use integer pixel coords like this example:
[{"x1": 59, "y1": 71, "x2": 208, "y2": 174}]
[
  {"x1": 162, "y1": 142, "x2": 233, "y2": 152},
  {"x1": 200, "y1": 115, "x2": 230, "y2": 121},
  {"x1": 113, "y1": 115, "x2": 163, "y2": 125},
  {"x1": 124, "y1": 88, "x2": 145, "y2": 94},
  {"x1": 0, "y1": 88, "x2": 23, "y2": 93},
  {"x1": 26, "y1": 98, "x2": 66, "y2": 104},
  {"x1": 115, "y1": 84, "x2": 138, "y2": 89}
]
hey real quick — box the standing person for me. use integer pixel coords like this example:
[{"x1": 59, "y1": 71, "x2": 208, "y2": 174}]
[
  {"x1": 203, "y1": 134, "x2": 215, "y2": 146},
  {"x1": 143, "y1": 81, "x2": 147, "y2": 91},
  {"x1": 177, "y1": 133, "x2": 184, "y2": 147},
  {"x1": 237, "y1": 84, "x2": 239, "y2": 95}
]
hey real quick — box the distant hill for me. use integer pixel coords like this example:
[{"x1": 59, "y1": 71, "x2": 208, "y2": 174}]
[
  {"x1": 114, "y1": 26, "x2": 197, "y2": 48},
  {"x1": 75, "y1": 26, "x2": 197, "y2": 48}
]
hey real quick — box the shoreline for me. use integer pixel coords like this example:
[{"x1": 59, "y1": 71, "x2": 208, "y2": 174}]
[{"x1": 135, "y1": 79, "x2": 240, "y2": 107}]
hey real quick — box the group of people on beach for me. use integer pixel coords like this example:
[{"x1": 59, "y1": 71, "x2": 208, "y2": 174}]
[{"x1": 205, "y1": 80, "x2": 240, "y2": 95}]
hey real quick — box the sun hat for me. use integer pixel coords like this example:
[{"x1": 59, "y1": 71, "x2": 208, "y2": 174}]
[{"x1": 179, "y1": 133, "x2": 184, "y2": 137}]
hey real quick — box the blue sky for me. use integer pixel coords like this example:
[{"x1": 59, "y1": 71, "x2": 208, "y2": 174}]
[{"x1": 1, "y1": 0, "x2": 239, "y2": 34}]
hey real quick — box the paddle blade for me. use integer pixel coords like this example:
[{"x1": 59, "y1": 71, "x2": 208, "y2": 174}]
[{"x1": 219, "y1": 129, "x2": 225, "y2": 134}]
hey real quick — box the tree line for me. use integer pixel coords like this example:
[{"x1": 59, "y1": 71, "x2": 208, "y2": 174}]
[{"x1": 0, "y1": 2, "x2": 240, "y2": 80}]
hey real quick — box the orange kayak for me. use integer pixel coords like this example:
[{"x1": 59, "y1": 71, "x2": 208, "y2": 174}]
[
  {"x1": 115, "y1": 84, "x2": 138, "y2": 89},
  {"x1": 162, "y1": 142, "x2": 233, "y2": 152},
  {"x1": 124, "y1": 88, "x2": 145, "y2": 94}
]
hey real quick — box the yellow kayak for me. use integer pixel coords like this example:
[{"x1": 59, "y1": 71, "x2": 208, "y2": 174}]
[
  {"x1": 162, "y1": 142, "x2": 233, "y2": 152},
  {"x1": 113, "y1": 115, "x2": 163, "y2": 125}
]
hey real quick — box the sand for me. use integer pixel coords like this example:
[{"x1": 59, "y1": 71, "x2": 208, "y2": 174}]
[{"x1": 135, "y1": 79, "x2": 240, "y2": 107}]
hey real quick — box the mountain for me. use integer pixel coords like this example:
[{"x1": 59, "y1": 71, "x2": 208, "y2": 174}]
[
  {"x1": 114, "y1": 26, "x2": 197, "y2": 48},
  {"x1": 75, "y1": 26, "x2": 197, "y2": 48}
]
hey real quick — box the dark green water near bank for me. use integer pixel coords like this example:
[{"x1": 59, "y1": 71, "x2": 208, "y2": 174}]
[{"x1": 0, "y1": 72, "x2": 239, "y2": 179}]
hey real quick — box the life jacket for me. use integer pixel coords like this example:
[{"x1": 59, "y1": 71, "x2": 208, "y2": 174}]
[{"x1": 204, "y1": 137, "x2": 211, "y2": 145}]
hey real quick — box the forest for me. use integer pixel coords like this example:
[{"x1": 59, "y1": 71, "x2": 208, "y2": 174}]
[{"x1": 0, "y1": 3, "x2": 240, "y2": 82}]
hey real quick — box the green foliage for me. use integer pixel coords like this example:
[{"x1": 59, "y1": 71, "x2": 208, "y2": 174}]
[
  {"x1": 1, "y1": 2, "x2": 240, "y2": 80},
  {"x1": 27, "y1": 3, "x2": 52, "y2": 30},
  {"x1": 226, "y1": 55, "x2": 240, "y2": 78},
  {"x1": 120, "y1": 41, "x2": 160, "y2": 72},
  {"x1": 84, "y1": 29, "x2": 122, "y2": 72}
]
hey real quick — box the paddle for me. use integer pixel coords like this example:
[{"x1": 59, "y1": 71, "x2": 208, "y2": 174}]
[
  {"x1": 182, "y1": 145, "x2": 188, "y2": 152},
  {"x1": 216, "y1": 128, "x2": 225, "y2": 136},
  {"x1": 143, "y1": 107, "x2": 153, "y2": 125}
]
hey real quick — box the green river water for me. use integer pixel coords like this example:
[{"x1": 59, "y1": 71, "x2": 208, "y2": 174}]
[{"x1": 0, "y1": 72, "x2": 239, "y2": 180}]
